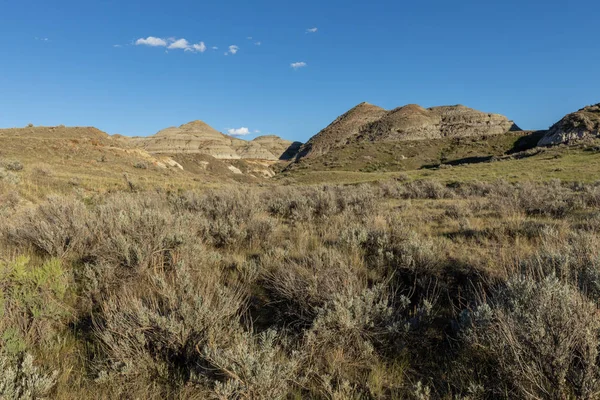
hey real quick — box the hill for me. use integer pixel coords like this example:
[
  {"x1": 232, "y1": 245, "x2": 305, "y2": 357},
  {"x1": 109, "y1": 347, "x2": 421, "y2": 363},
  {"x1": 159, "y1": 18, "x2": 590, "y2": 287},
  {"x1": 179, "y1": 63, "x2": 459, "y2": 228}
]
[
  {"x1": 0, "y1": 125, "x2": 283, "y2": 201},
  {"x1": 131, "y1": 120, "x2": 301, "y2": 161},
  {"x1": 296, "y1": 102, "x2": 387, "y2": 158},
  {"x1": 295, "y1": 102, "x2": 519, "y2": 161},
  {"x1": 358, "y1": 104, "x2": 520, "y2": 142}
]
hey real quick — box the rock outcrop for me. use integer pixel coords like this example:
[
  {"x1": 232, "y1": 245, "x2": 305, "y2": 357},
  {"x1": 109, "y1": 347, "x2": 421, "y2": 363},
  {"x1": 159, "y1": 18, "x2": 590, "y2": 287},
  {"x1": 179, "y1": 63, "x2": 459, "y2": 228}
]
[
  {"x1": 538, "y1": 104, "x2": 600, "y2": 146},
  {"x1": 296, "y1": 102, "x2": 520, "y2": 159},
  {"x1": 133, "y1": 120, "x2": 301, "y2": 160}
]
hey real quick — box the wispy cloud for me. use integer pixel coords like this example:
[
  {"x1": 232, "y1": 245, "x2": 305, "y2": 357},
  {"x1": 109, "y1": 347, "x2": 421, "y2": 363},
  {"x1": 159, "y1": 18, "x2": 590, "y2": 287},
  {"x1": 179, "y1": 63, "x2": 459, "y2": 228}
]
[
  {"x1": 136, "y1": 36, "x2": 167, "y2": 47},
  {"x1": 254, "y1": 41, "x2": 262, "y2": 46},
  {"x1": 35, "y1": 37, "x2": 50, "y2": 42},
  {"x1": 227, "y1": 45, "x2": 239, "y2": 55},
  {"x1": 113, "y1": 44, "x2": 123, "y2": 48},
  {"x1": 247, "y1": 36, "x2": 253, "y2": 40},
  {"x1": 136, "y1": 37, "x2": 207, "y2": 53},
  {"x1": 254, "y1": 130, "x2": 261, "y2": 133},
  {"x1": 306, "y1": 27, "x2": 318, "y2": 33},
  {"x1": 291, "y1": 62, "x2": 307, "y2": 69},
  {"x1": 227, "y1": 127, "x2": 251, "y2": 136}
]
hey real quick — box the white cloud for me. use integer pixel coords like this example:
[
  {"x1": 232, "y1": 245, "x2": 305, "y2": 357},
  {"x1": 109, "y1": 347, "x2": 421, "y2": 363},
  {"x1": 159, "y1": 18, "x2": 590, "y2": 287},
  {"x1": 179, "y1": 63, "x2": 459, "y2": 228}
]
[
  {"x1": 247, "y1": 36, "x2": 253, "y2": 40},
  {"x1": 212, "y1": 46, "x2": 219, "y2": 50},
  {"x1": 113, "y1": 44, "x2": 122, "y2": 48},
  {"x1": 306, "y1": 27, "x2": 318, "y2": 33},
  {"x1": 228, "y1": 45, "x2": 239, "y2": 55},
  {"x1": 254, "y1": 41, "x2": 262, "y2": 46},
  {"x1": 291, "y1": 62, "x2": 307, "y2": 69},
  {"x1": 227, "y1": 127, "x2": 251, "y2": 136},
  {"x1": 254, "y1": 130, "x2": 261, "y2": 133},
  {"x1": 192, "y1": 42, "x2": 207, "y2": 52},
  {"x1": 136, "y1": 37, "x2": 207, "y2": 53},
  {"x1": 136, "y1": 36, "x2": 167, "y2": 47},
  {"x1": 168, "y1": 38, "x2": 190, "y2": 49}
]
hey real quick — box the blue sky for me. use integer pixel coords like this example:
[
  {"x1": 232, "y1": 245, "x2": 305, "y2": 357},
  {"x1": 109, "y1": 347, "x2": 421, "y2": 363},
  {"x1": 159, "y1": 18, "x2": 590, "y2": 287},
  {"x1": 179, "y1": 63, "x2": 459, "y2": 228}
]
[{"x1": 0, "y1": 0, "x2": 598, "y2": 142}]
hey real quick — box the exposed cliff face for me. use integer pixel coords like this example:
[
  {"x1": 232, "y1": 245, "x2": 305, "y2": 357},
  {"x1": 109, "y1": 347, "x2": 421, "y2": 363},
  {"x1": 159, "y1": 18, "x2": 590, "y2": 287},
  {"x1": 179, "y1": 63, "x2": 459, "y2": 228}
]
[
  {"x1": 132, "y1": 121, "x2": 301, "y2": 160},
  {"x1": 296, "y1": 103, "x2": 520, "y2": 160},
  {"x1": 538, "y1": 104, "x2": 600, "y2": 146}
]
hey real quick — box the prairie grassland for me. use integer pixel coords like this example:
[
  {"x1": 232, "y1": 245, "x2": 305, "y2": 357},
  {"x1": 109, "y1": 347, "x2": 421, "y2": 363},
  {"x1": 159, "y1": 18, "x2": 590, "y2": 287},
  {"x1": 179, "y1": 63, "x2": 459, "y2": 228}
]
[
  {"x1": 2, "y1": 176, "x2": 600, "y2": 399},
  {"x1": 280, "y1": 138, "x2": 600, "y2": 186}
]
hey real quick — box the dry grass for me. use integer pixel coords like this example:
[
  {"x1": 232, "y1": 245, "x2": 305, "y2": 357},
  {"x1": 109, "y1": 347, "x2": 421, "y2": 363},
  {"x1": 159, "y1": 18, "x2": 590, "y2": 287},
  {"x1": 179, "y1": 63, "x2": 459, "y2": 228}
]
[{"x1": 1, "y1": 180, "x2": 600, "y2": 398}]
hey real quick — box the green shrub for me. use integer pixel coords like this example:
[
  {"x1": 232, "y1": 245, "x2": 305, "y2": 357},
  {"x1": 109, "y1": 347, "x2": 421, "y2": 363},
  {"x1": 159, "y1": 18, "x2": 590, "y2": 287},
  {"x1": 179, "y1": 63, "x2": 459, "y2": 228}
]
[{"x1": 0, "y1": 256, "x2": 71, "y2": 352}]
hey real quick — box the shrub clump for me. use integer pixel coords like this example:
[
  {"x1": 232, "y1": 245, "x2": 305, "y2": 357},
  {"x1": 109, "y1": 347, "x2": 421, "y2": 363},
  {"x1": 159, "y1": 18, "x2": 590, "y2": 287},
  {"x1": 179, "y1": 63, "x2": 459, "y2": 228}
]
[{"x1": 462, "y1": 275, "x2": 600, "y2": 399}]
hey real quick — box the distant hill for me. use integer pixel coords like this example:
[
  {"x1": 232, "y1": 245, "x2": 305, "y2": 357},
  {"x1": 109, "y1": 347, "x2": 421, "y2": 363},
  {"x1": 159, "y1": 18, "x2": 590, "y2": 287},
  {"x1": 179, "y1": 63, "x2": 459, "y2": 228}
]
[
  {"x1": 296, "y1": 102, "x2": 520, "y2": 160},
  {"x1": 539, "y1": 103, "x2": 600, "y2": 146},
  {"x1": 129, "y1": 120, "x2": 301, "y2": 161},
  {"x1": 0, "y1": 124, "x2": 290, "y2": 197},
  {"x1": 0, "y1": 125, "x2": 112, "y2": 142}
]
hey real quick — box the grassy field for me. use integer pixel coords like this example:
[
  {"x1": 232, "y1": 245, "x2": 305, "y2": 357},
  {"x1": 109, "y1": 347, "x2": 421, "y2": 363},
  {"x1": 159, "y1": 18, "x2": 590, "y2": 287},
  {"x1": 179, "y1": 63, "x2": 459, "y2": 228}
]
[
  {"x1": 287, "y1": 130, "x2": 544, "y2": 172},
  {"x1": 2, "y1": 177, "x2": 600, "y2": 398},
  {"x1": 280, "y1": 140, "x2": 600, "y2": 185},
  {"x1": 2, "y1": 128, "x2": 600, "y2": 398}
]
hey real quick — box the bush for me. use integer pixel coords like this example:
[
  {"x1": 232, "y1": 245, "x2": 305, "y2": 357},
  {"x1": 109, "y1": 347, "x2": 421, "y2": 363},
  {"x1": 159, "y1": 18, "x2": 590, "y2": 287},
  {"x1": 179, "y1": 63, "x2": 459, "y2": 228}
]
[
  {"x1": 0, "y1": 168, "x2": 21, "y2": 185},
  {"x1": 94, "y1": 263, "x2": 246, "y2": 390},
  {"x1": 89, "y1": 194, "x2": 183, "y2": 269},
  {"x1": 133, "y1": 161, "x2": 148, "y2": 169},
  {"x1": 0, "y1": 256, "x2": 71, "y2": 352},
  {"x1": 5, "y1": 197, "x2": 90, "y2": 259},
  {"x1": 261, "y1": 247, "x2": 364, "y2": 326},
  {"x1": 399, "y1": 180, "x2": 454, "y2": 200},
  {"x1": 4, "y1": 161, "x2": 24, "y2": 172},
  {"x1": 462, "y1": 275, "x2": 600, "y2": 399},
  {"x1": 0, "y1": 352, "x2": 58, "y2": 399},
  {"x1": 203, "y1": 329, "x2": 301, "y2": 399}
]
